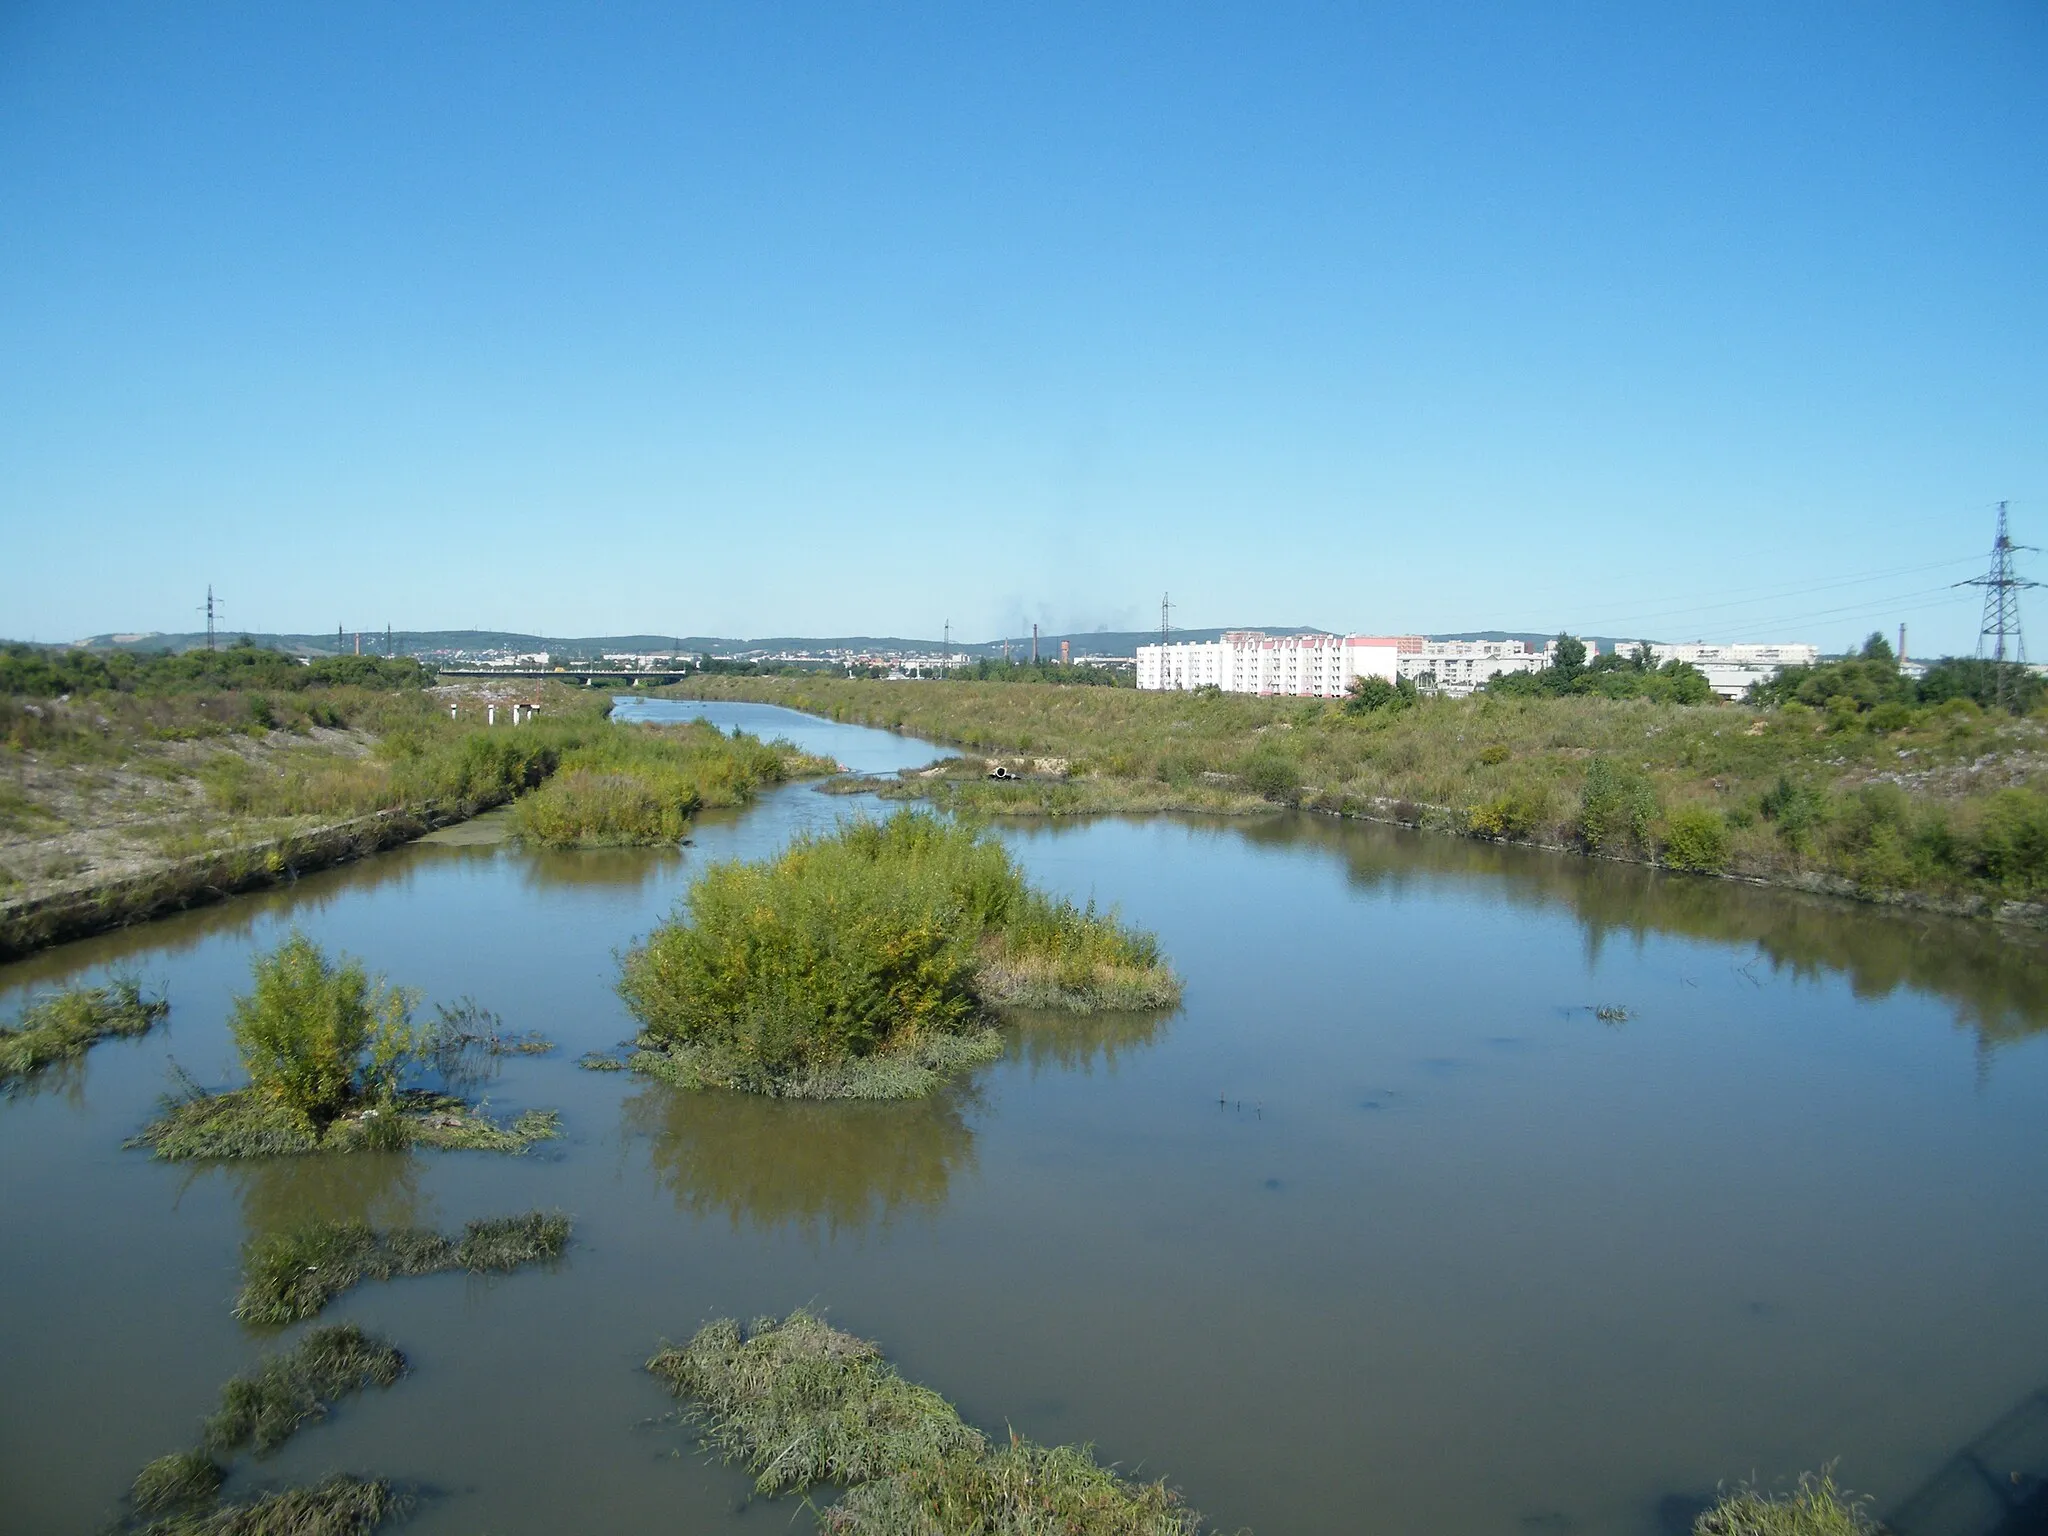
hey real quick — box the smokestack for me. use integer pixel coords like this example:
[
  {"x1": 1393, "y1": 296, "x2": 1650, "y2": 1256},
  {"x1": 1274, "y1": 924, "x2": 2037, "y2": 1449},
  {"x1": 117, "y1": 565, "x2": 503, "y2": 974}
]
[
  {"x1": 354, "y1": 632, "x2": 361, "y2": 656},
  {"x1": 1898, "y1": 623, "x2": 1907, "y2": 664},
  {"x1": 1060, "y1": 639, "x2": 1070, "y2": 665},
  {"x1": 1031, "y1": 624, "x2": 1039, "y2": 663}
]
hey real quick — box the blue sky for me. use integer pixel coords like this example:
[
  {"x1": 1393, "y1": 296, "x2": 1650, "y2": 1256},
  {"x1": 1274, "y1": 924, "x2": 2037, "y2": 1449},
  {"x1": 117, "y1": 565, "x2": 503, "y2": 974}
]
[{"x1": 2, "y1": 3, "x2": 2043, "y2": 654}]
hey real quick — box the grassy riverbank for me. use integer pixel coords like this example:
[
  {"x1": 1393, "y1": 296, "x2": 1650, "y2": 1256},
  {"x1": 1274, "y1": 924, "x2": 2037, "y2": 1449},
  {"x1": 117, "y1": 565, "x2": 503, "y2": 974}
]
[
  {"x1": 663, "y1": 675, "x2": 2048, "y2": 921},
  {"x1": 620, "y1": 810, "x2": 1179, "y2": 1098},
  {"x1": 0, "y1": 654, "x2": 833, "y2": 956}
]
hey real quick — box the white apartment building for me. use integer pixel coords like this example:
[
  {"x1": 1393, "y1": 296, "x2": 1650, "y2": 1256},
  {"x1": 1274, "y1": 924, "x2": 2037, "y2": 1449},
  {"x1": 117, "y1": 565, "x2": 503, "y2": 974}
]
[
  {"x1": 1137, "y1": 632, "x2": 1602, "y2": 699},
  {"x1": 1136, "y1": 632, "x2": 1408, "y2": 697},
  {"x1": 1644, "y1": 643, "x2": 1819, "y2": 700},
  {"x1": 1396, "y1": 638, "x2": 1590, "y2": 698}
]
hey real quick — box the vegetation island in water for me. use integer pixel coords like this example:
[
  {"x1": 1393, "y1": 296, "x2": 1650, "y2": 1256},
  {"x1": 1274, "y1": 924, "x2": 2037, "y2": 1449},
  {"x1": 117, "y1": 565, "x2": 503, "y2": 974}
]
[
  {"x1": 618, "y1": 810, "x2": 1181, "y2": 1099},
  {"x1": 132, "y1": 932, "x2": 561, "y2": 1159}
]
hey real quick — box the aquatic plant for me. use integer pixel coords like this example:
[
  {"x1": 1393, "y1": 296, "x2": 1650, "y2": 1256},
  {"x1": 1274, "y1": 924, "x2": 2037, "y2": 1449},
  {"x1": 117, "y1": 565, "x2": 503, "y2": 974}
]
[
  {"x1": 1693, "y1": 1471, "x2": 1875, "y2": 1536},
  {"x1": 647, "y1": 1310, "x2": 1208, "y2": 1535},
  {"x1": 131, "y1": 1452, "x2": 226, "y2": 1516},
  {"x1": 0, "y1": 976, "x2": 167, "y2": 1086},
  {"x1": 202, "y1": 1324, "x2": 405, "y2": 1455},
  {"x1": 234, "y1": 1211, "x2": 571, "y2": 1324},
  {"x1": 135, "y1": 1475, "x2": 403, "y2": 1536},
  {"x1": 619, "y1": 811, "x2": 1178, "y2": 1098}
]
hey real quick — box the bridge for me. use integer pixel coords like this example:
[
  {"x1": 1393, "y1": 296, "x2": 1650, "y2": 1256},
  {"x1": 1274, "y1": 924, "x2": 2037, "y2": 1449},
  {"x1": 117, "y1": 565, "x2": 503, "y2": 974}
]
[{"x1": 434, "y1": 668, "x2": 693, "y2": 687}]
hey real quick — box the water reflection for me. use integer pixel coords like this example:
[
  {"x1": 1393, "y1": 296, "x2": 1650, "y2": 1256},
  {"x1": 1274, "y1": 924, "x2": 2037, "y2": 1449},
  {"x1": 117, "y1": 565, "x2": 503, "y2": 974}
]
[
  {"x1": 203, "y1": 1149, "x2": 430, "y2": 1250},
  {"x1": 626, "y1": 1083, "x2": 978, "y2": 1239},
  {"x1": 515, "y1": 846, "x2": 683, "y2": 892},
  {"x1": 1241, "y1": 813, "x2": 2048, "y2": 1049},
  {"x1": 1001, "y1": 1007, "x2": 1178, "y2": 1077}
]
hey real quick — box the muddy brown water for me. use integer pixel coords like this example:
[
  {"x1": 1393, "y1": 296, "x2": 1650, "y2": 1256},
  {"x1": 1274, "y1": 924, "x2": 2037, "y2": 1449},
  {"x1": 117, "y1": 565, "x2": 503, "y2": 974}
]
[{"x1": 5, "y1": 699, "x2": 2048, "y2": 1536}]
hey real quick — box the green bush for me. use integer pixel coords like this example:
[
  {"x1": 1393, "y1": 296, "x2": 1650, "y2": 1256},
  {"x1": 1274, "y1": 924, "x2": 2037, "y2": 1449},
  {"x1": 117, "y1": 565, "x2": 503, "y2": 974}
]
[
  {"x1": 1579, "y1": 759, "x2": 1657, "y2": 853},
  {"x1": 618, "y1": 811, "x2": 1177, "y2": 1096},
  {"x1": 1239, "y1": 748, "x2": 1302, "y2": 800},
  {"x1": 228, "y1": 933, "x2": 416, "y2": 1130},
  {"x1": 1662, "y1": 807, "x2": 1731, "y2": 873},
  {"x1": 1467, "y1": 789, "x2": 1547, "y2": 841},
  {"x1": 1759, "y1": 775, "x2": 1828, "y2": 851},
  {"x1": 1970, "y1": 789, "x2": 2048, "y2": 894}
]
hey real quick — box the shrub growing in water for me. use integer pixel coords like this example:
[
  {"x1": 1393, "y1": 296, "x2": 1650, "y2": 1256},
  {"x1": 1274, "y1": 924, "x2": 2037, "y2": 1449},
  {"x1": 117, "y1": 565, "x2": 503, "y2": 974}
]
[
  {"x1": 618, "y1": 811, "x2": 1178, "y2": 1097},
  {"x1": 229, "y1": 932, "x2": 415, "y2": 1132}
]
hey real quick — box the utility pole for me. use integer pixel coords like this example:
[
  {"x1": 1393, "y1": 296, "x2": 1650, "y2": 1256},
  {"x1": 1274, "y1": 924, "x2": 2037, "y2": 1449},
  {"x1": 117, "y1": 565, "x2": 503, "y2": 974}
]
[
  {"x1": 201, "y1": 585, "x2": 220, "y2": 651},
  {"x1": 1959, "y1": 501, "x2": 2040, "y2": 710}
]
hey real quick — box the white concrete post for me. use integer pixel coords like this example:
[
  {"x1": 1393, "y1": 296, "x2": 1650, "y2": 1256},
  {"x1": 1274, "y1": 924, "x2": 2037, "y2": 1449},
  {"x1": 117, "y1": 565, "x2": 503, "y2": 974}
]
[
  {"x1": 487, "y1": 704, "x2": 496, "y2": 725},
  {"x1": 450, "y1": 704, "x2": 458, "y2": 719}
]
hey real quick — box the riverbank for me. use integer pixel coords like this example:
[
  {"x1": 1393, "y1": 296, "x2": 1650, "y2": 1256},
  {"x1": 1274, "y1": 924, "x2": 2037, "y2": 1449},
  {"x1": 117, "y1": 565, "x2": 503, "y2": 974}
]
[
  {"x1": 0, "y1": 677, "x2": 832, "y2": 959},
  {"x1": 658, "y1": 675, "x2": 2048, "y2": 929}
]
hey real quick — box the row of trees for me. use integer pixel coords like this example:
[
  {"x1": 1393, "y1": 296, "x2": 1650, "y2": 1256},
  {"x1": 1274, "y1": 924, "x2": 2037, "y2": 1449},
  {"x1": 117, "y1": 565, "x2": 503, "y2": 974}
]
[
  {"x1": 0, "y1": 639, "x2": 432, "y2": 697},
  {"x1": 1751, "y1": 633, "x2": 2043, "y2": 716}
]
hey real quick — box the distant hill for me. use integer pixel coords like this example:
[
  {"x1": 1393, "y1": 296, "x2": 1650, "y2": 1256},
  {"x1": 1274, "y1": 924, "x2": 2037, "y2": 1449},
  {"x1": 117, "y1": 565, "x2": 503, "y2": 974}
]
[{"x1": 59, "y1": 625, "x2": 1335, "y2": 661}]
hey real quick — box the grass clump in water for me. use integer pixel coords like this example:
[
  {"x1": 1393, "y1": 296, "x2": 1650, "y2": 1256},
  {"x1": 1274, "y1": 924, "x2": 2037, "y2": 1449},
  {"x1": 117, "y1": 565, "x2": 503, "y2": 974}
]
[
  {"x1": 129, "y1": 931, "x2": 560, "y2": 1159},
  {"x1": 135, "y1": 1475, "x2": 403, "y2": 1536},
  {"x1": 235, "y1": 1211, "x2": 571, "y2": 1324},
  {"x1": 647, "y1": 1311, "x2": 1210, "y2": 1534},
  {"x1": 132, "y1": 1452, "x2": 226, "y2": 1515},
  {"x1": 1693, "y1": 1472, "x2": 1876, "y2": 1536},
  {"x1": 202, "y1": 1324, "x2": 405, "y2": 1455},
  {"x1": 0, "y1": 976, "x2": 167, "y2": 1086},
  {"x1": 619, "y1": 810, "x2": 1178, "y2": 1099}
]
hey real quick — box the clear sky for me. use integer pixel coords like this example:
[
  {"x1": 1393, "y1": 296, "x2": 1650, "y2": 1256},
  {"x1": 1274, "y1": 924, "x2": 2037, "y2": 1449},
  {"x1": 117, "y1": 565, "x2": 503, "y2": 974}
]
[{"x1": 2, "y1": 3, "x2": 2043, "y2": 654}]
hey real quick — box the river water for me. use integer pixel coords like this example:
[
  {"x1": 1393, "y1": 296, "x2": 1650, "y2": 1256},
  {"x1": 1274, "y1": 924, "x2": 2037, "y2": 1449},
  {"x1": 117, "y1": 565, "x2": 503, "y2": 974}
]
[{"x1": 5, "y1": 699, "x2": 2048, "y2": 1536}]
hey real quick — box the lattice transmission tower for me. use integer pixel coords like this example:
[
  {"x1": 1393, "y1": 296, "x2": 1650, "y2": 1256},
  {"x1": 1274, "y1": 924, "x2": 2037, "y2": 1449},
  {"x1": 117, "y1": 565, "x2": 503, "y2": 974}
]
[{"x1": 1959, "y1": 500, "x2": 2040, "y2": 709}]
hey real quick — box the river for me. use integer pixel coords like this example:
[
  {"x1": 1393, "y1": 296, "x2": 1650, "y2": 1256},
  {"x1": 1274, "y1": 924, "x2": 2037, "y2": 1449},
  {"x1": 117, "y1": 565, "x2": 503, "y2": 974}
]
[{"x1": 4, "y1": 699, "x2": 2048, "y2": 1535}]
